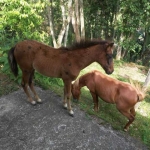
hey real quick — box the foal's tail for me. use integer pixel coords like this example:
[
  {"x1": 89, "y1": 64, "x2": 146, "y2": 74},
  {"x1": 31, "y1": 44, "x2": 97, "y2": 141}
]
[
  {"x1": 8, "y1": 46, "x2": 18, "y2": 77},
  {"x1": 137, "y1": 88, "x2": 146, "y2": 102},
  {"x1": 129, "y1": 79, "x2": 146, "y2": 102}
]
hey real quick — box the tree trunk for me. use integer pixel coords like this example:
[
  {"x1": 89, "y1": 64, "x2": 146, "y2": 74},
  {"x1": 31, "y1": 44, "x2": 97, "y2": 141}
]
[
  {"x1": 79, "y1": 0, "x2": 85, "y2": 39},
  {"x1": 48, "y1": 0, "x2": 73, "y2": 48},
  {"x1": 116, "y1": 33, "x2": 124, "y2": 60},
  {"x1": 143, "y1": 69, "x2": 150, "y2": 90},
  {"x1": 48, "y1": 0, "x2": 57, "y2": 48},
  {"x1": 116, "y1": 46, "x2": 122, "y2": 60},
  {"x1": 64, "y1": 0, "x2": 72, "y2": 46},
  {"x1": 57, "y1": 1, "x2": 68, "y2": 47},
  {"x1": 141, "y1": 27, "x2": 149, "y2": 59},
  {"x1": 72, "y1": 0, "x2": 81, "y2": 42}
]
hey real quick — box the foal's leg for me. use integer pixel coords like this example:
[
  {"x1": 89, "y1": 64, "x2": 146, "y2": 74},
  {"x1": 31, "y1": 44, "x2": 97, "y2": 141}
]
[
  {"x1": 63, "y1": 80, "x2": 74, "y2": 116},
  {"x1": 90, "y1": 92, "x2": 99, "y2": 112},
  {"x1": 130, "y1": 107, "x2": 136, "y2": 117},
  {"x1": 117, "y1": 107, "x2": 135, "y2": 131},
  {"x1": 28, "y1": 70, "x2": 42, "y2": 103},
  {"x1": 63, "y1": 86, "x2": 67, "y2": 109},
  {"x1": 21, "y1": 71, "x2": 36, "y2": 105}
]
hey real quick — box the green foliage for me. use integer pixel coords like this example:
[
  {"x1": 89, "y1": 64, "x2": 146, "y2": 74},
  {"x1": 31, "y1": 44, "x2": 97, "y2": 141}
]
[
  {"x1": 0, "y1": 0, "x2": 47, "y2": 45},
  {"x1": 84, "y1": 0, "x2": 150, "y2": 63},
  {"x1": 0, "y1": 0, "x2": 150, "y2": 86},
  {"x1": 0, "y1": 0, "x2": 49, "y2": 83},
  {"x1": 35, "y1": 73, "x2": 64, "y2": 89}
]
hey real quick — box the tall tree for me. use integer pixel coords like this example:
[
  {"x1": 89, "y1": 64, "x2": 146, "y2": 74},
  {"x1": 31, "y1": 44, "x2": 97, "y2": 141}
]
[
  {"x1": 47, "y1": 0, "x2": 73, "y2": 47},
  {"x1": 143, "y1": 69, "x2": 150, "y2": 90},
  {"x1": 79, "y1": 0, "x2": 85, "y2": 39}
]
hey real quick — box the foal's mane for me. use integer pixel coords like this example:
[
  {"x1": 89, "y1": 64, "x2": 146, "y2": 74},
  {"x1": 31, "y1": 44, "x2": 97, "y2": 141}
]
[{"x1": 61, "y1": 39, "x2": 108, "y2": 51}]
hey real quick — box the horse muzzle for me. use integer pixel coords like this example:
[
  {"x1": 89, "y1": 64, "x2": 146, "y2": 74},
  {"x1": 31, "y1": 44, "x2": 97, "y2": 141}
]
[
  {"x1": 105, "y1": 69, "x2": 114, "y2": 75},
  {"x1": 73, "y1": 99, "x2": 79, "y2": 103}
]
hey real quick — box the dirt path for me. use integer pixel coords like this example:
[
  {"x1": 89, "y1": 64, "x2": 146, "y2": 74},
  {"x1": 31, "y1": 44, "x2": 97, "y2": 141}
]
[{"x1": 0, "y1": 87, "x2": 148, "y2": 150}]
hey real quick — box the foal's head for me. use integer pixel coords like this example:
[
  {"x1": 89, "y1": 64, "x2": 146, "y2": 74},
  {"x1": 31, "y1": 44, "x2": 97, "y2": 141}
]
[
  {"x1": 97, "y1": 42, "x2": 114, "y2": 74},
  {"x1": 71, "y1": 79, "x2": 81, "y2": 101}
]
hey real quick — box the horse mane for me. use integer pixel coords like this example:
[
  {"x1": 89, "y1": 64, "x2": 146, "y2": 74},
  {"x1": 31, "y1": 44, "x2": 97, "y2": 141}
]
[
  {"x1": 60, "y1": 39, "x2": 108, "y2": 51},
  {"x1": 72, "y1": 78, "x2": 79, "y2": 88}
]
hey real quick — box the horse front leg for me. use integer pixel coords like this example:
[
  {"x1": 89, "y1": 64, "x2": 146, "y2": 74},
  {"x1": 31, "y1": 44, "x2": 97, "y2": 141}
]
[
  {"x1": 63, "y1": 80, "x2": 74, "y2": 116},
  {"x1": 63, "y1": 86, "x2": 67, "y2": 109},
  {"x1": 90, "y1": 92, "x2": 99, "y2": 112}
]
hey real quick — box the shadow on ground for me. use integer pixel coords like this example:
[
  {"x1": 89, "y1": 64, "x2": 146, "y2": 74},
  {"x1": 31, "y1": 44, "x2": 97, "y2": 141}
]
[{"x1": 0, "y1": 87, "x2": 148, "y2": 150}]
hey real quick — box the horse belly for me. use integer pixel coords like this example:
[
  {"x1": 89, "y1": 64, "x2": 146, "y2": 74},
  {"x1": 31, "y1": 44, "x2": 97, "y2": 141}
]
[
  {"x1": 95, "y1": 85, "x2": 116, "y2": 104},
  {"x1": 33, "y1": 60, "x2": 61, "y2": 78}
]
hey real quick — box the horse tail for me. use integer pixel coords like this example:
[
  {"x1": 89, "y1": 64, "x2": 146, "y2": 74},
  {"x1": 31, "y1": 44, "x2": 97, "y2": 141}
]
[
  {"x1": 137, "y1": 85, "x2": 147, "y2": 102},
  {"x1": 8, "y1": 46, "x2": 18, "y2": 77},
  {"x1": 129, "y1": 78, "x2": 146, "y2": 102}
]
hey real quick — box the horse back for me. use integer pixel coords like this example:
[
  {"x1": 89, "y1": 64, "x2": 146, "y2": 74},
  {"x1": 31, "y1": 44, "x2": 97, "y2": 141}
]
[
  {"x1": 14, "y1": 40, "x2": 59, "y2": 71},
  {"x1": 13, "y1": 40, "x2": 75, "y2": 78},
  {"x1": 14, "y1": 40, "x2": 54, "y2": 56},
  {"x1": 90, "y1": 70, "x2": 138, "y2": 104}
]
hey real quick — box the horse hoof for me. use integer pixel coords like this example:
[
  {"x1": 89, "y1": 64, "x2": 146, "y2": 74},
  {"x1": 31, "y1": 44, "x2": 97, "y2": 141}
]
[
  {"x1": 63, "y1": 103, "x2": 67, "y2": 109},
  {"x1": 69, "y1": 110, "x2": 74, "y2": 117},
  {"x1": 31, "y1": 101, "x2": 36, "y2": 105},
  {"x1": 73, "y1": 99, "x2": 78, "y2": 103},
  {"x1": 123, "y1": 128, "x2": 128, "y2": 132},
  {"x1": 37, "y1": 99, "x2": 42, "y2": 103}
]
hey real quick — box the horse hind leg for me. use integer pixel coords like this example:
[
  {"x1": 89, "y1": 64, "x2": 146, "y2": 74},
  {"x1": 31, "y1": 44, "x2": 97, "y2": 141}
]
[
  {"x1": 118, "y1": 108, "x2": 135, "y2": 131},
  {"x1": 21, "y1": 70, "x2": 36, "y2": 105},
  {"x1": 130, "y1": 107, "x2": 136, "y2": 117},
  {"x1": 28, "y1": 70, "x2": 42, "y2": 103}
]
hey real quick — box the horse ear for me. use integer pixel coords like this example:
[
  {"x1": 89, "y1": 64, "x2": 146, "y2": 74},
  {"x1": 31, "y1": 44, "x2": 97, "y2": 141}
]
[
  {"x1": 106, "y1": 42, "x2": 114, "y2": 53},
  {"x1": 105, "y1": 42, "x2": 114, "y2": 48},
  {"x1": 107, "y1": 42, "x2": 114, "y2": 47}
]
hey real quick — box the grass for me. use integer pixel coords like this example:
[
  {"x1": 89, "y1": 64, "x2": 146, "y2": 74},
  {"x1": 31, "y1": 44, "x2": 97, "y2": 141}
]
[
  {"x1": 0, "y1": 71, "x2": 19, "y2": 97},
  {"x1": 0, "y1": 60, "x2": 150, "y2": 148}
]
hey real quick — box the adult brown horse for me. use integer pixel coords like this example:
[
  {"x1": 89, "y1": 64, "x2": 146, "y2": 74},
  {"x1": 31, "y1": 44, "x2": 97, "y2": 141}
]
[
  {"x1": 71, "y1": 70, "x2": 145, "y2": 130},
  {"x1": 8, "y1": 39, "x2": 114, "y2": 116}
]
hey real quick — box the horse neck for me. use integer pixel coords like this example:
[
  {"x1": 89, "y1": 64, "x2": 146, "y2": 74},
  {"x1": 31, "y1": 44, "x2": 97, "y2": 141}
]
[
  {"x1": 72, "y1": 45, "x2": 99, "y2": 70},
  {"x1": 78, "y1": 74, "x2": 89, "y2": 89}
]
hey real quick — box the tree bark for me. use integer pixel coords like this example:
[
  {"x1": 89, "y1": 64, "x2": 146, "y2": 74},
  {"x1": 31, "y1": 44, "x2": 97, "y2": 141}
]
[
  {"x1": 48, "y1": 0, "x2": 73, "y2": 48},
  {"x1": 48, "y1": 0, "x2": 57, "y2": 48},
  {"x1": 116, "y1": 33, "x2": 124, "y2": 60},
  {"x1": 72, "y1": 0, "x2": 81, "y2": 42},
  {"x1": 64, "y1": 0, "x2": 72, "y2": 46},
  {"x1": 57, "y1": 0, "x2": 67, "y2": 47},
  {"x1": 80, "y1": 0, "x2": 85, "y2": 39},
  {"x1": 143, "y1": 69, "x2": 150, "y2": 90}
]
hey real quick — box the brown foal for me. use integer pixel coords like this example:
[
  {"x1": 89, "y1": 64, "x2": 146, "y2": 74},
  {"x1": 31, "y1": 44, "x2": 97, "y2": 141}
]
[
  {"x1": 71, "y1": 70, "x2": 145, "y2": 130},
  {"x1": 8, "y1": 40, "x2": 114, "y2": 116}
]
